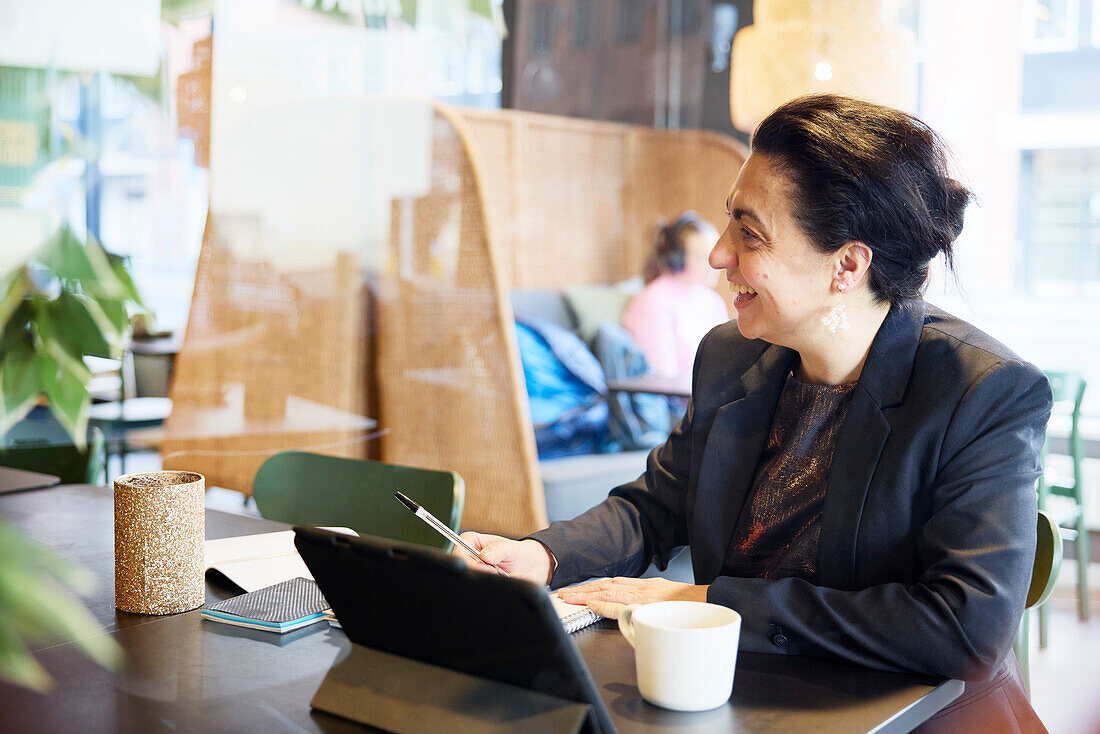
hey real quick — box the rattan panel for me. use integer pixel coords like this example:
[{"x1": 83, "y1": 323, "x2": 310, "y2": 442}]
[
  {"x1": 165, "y1": 100, "x2": 745, "y2": 538},
  {"x1": 162, "y1": 217, "x2": 373, "y2": 496},
  {"x1": 375, "y1": 106, "x2": 544, "y2": 537},
  {"x1": 458, "y1": 107, "x2": 748, "y2": 296}
]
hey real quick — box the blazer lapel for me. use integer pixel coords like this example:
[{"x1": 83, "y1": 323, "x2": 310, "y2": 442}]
[
  {"x1": 693, "y1": 344, "x2": 796, "y2": 582},
  {"x1": 816, "y1": 299, "x2": 927, "y2": 589},
  {"x1": 816, "y1": 389, "x2": 890, "y2": 589}
]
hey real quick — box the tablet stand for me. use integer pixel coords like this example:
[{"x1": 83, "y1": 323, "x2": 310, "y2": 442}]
[{"x1": 311, "y1": 643, "x2": 595, "y2": 733}]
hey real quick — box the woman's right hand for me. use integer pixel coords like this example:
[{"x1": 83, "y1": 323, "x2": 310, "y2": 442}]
[{"x1": 452, "y1": 533, "x2": 555, "y2": 585}]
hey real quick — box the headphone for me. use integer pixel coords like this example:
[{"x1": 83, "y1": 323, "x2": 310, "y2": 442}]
[{"x1": 656, "y1": 211, "x2": 706, "y2": 273}]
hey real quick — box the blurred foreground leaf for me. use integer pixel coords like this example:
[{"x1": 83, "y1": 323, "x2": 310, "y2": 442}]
[{"x1": 0, "y1": 521, "x2": 122, "y2": 692}]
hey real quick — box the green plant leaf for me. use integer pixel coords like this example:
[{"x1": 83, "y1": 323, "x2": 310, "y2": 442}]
[
  {"x1": 79, "y1": 232, "x2": 127, "y2": 301},
  {"x1": 3, "y1": 225, "x2": 144, "y2": 446},
  {"x1": 36, "y1": 344, "x2": 91, "y2": 448},
  {"x1": 95, "y1": 297, "x2": 131, "y2": 336},
  {"x1": 37, "y1": 227, "x2": 99, "y2": 285},
  {"x1": 105, "y1": 252, "x2": 146, "y2": 309},
  {"x1": 0, "y1": 398, "x2": 35, "y2": 440},
  {"x1": 0, "y1": 523, "x2": 95, "y2": 596},
  {"x1": 78, "y1": 293, "x2": 128, "y2": 350},
  {"x1": 0, "y1": 270, "x2": 30, "y2": 330},
  {"x1": 37, "y1": 227, "x2": 124, "y2": 300},
  {"x1": 43, "y1": 293, "x2": 117, "y2": 359},
  {"x1": 0, "y1": 615, "x2": 52, "y2": 693},
  {"x1": 0, "y1": 521, "x2": 122, "y2": 692},
  {"x1": 0, "y1": 352, "x2": 41, "y2": 437},
  {"x1": 0, "y1": 300, "x2": 34, "y2": 354},
  {"x1": 0, "y1": 564, "x2": 121, "y2": 669}
]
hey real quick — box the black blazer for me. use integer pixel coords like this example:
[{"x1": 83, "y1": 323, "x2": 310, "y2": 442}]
[{"x1": 532, "y1": 299, "x2": 1051, "y2": 685}]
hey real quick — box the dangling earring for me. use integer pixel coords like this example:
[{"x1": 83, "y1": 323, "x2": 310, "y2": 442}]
[{"x1": 822, "y1": 282, "x2": 851, "y2": 333}]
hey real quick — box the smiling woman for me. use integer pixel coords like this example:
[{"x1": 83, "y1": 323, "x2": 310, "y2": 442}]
[
  {"x1": 712, "y1": 152, "x2": 848, "y2": 362},
  {"x1": 456, "y1": 95, "x2": 1053, "y2": 733}
]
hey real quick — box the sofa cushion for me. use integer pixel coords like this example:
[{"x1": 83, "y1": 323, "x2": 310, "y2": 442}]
[
  {"x1": 540, "y1": 448, "x2": 649, "y2": 522},
  {"x1": 514, "y1": 318, "x2": 608, "y2": 459},
  {"x1": 539, "y1": 449, "x2": 696, "y2": 583},
  {"x1": 562, "y1": 278, "x2": 643, "y2": 345},
  {"x1": 592, "y1": 321, "x2": 671, "y2": 451},
  {"x1": 510, "y1": 289, "x2": 575, "y2": 331}
]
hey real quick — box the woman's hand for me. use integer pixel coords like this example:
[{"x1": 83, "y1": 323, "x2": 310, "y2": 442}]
[
  {"x1": 556, "y1": 577, "x2": 709, "y2": 619},
  {"x1": 452, "y1": 532, "x2": 555, "y2": 585}
]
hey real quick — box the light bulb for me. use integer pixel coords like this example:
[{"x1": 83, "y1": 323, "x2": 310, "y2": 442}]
[{"x1": 814, "y1": 61, "x2": 833, "y2": 81}]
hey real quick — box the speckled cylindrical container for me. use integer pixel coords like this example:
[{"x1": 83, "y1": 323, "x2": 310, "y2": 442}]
[{"x1": 114, "y1": 471, "x2": 205, "y2": 615}]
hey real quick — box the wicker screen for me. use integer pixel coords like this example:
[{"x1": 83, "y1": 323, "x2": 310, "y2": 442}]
[
  {"x1": 373, "y1": 105, "x2": 545, "y2": 537},
  {"x1": 165, "y1": 99, "x2": 747, "y2": 538},
  {"x1": 162, "y1": 215, "x2": 373, "y2": 495},
  {"x1": 458, "y1": 107, "x2": 748, "y2": 308}
]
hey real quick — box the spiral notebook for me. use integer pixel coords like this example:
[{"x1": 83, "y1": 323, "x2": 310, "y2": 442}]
[{"x1": 550, "y1": 593, "x2": 602, "y2": 634}]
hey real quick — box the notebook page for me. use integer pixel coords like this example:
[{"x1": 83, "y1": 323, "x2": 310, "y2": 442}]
[{"x1": 205, "y1": 528, "x2": 355, "y2": 592}]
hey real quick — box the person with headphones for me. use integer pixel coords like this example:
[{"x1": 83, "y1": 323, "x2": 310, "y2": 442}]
[{"x1": 621, "y1": 212, "x2": 730, "y2": 378}]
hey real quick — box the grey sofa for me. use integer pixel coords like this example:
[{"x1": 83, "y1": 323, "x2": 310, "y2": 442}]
[
  {"x1": 510, "y1": 288, "x2": 652, "y2": 523},
  {"x1": 510, "y1": 289, "x2": 693, "y2": 581}
]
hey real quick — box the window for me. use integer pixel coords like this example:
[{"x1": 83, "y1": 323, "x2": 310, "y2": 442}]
[
  {"x1": 1023, "y1": 0, "x2": 1079, "y2": 53},
  {"x1": 669, "y1": 0, "x2": 703, "y2": 36},
  {"x1": 614, "y1": 0, "x2": 644, "y2": 44},
  {"x1": 1019, "y1": 147, "x2": 1100, "y2": 296},
  {"x1": 573, "y1": 0, "x2": 599, "y2": 49},
  {"x1": 466, "y1": 18, "x2": 504, "y2": 95},
  {"x1": 531, "y1": 2, "x2": 558, "y2": 56},
  {"x1": 1093, "y1": 0, "x2": 1100, "y2": 45}
]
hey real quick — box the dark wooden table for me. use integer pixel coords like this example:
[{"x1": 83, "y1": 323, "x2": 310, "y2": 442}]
[
  {"x1": 0, "y1": 465, "x2": 61, "y2": 494},
  {"x1": 0, "y1": 485, "x2": 962, "y2": 733}
]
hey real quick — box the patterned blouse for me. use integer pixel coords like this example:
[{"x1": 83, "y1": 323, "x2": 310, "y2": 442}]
[{"x1": 722, "y1": 371, "x2": 857, "y2": 582}]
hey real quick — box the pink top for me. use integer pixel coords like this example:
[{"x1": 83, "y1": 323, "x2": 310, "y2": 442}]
[{"x1": 621, "y1": 273, "x2": 730, "y2": 378}]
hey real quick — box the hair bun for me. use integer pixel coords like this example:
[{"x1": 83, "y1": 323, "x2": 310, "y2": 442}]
[{"x1": 941, "y1": 177, "x2": 970, "y2": 244}]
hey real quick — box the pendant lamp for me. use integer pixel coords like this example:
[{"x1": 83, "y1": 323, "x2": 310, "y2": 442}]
[{"x1": 730, "y1": 0, "x2": 918, "y2": 132}]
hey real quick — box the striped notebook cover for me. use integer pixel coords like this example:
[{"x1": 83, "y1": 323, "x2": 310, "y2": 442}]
[{"x1": 201, "y1": 577, "x2": 329, "y2": 634}]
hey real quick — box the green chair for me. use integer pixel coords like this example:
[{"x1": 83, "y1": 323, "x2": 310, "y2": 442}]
[
  {"x1": 1037, "y1": 371, "x2": 1088, "y2": 648},
  {"x1": 1014, "y1": 509, "x2": 1063, "y2": 698},
  {"x1": 252, "y1": 451, "x2": 464, "y2": 552},
  {"x1": 0, "y1": 426, "x2": 106, "y2": 485}
]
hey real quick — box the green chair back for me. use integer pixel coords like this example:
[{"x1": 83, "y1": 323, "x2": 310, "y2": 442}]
[
  {"x1": 1041, "y1": 370, "x2": 1086, "y2": 499},
  {"x1": 1027, "y1": 509, "x2": 1064, "y2": 610},
  {"x1": 1015, "y1": 509, "x2": 1064, "y2": 698},
  {"x1": 1046, "y1": 371, "x2": 1087, "y2": 411},
  {"x1": 0, "y1": 427, "x2": 106, "y2": 485},
  {"x1": 1037, "y1": 370, "x2": 1088, "y2": 633},
  {"x1": 252, "y1": 451, "x2": 464, "y2": 551}
]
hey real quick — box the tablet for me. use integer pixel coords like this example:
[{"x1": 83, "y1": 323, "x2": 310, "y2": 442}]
[{"x1": 293, "y1": 526, "x2": 615, "y2": 734}]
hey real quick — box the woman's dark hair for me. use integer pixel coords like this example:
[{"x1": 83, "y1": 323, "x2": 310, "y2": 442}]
[
  {"x1": 751, "y1": 94, "x2": 971, "y2": 304},
  {"x1": 647, "y1": 211, "x2": 709, "y2": 282}
]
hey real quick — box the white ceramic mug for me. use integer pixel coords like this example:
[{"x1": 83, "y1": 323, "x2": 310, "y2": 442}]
[{"x1": 618, "y1": 601, "x2": 741, "y2": 712}]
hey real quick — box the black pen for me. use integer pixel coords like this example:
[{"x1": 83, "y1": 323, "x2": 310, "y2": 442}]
[{"x1": 394, "y1": 492, "x2": 509, "y2": 576}]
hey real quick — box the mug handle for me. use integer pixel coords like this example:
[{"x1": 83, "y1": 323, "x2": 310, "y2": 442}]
[{"x1": 618, "y1": 603, "x2": 641, "y2": 647}]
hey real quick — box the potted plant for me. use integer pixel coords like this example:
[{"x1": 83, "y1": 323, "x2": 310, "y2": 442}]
[
  {"x1": 1, "y1": 225, "x2": 145, "y2": 441},
  {"x1": 0, "y1": 224, "x2": 144, "y2": 691}
]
